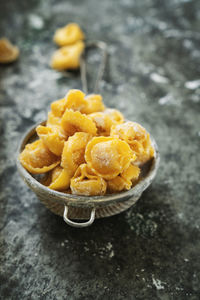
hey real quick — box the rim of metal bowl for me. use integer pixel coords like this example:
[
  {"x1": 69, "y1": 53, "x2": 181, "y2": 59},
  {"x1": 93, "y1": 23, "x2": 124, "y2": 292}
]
[{"x1": 16, "y1": 121, "x2": 160, "y2": 207}]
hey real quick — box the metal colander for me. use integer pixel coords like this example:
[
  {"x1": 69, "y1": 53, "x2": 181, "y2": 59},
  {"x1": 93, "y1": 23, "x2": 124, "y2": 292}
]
[{"x1": 17, "y1": 41, "x2": 160, "y2": 227}]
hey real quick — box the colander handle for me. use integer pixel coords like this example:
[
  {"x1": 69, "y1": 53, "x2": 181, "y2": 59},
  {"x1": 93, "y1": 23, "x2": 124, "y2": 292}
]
[
  {"x1": 80, "y1": 40, "x2": 108, "y2": 94},
  {"x1": 63, "y1": 205, "x2": 96, "y2": 228}
]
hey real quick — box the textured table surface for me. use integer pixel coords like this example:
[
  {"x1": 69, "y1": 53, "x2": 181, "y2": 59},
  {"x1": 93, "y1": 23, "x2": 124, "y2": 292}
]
[{"x1": 0, "y1": 0, "x2": 200, "y2": 299}]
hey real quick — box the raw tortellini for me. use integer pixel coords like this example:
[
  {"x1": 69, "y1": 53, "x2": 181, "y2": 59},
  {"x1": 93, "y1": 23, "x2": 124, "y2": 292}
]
[
  {"x1": 110, "y1": 121, "x2": 154, "y2": 165},
  {"x1": 19, "y1": 89, "x2": 155, "y2": 195},
  {"x1": 82, "y1": 94, "x2": 105, "y2": 114},
  {"x1": 51, "y1": 41, "x2": 84, "y2": 71},
  {"x1": 0, "y1": 38, "x2": 19, "y2": 63},
  {"x1": 61, "y1": 109, "x2": 97, "y2": 136},
  {"x1": 89, "y1": 108, "x2": 124, "y2": 136},
  {"x1": 71, "y1": 164, "x2": 107, "y2": 196},
  {"x1": 42, "y1": 166, "x2": 71, "y2": 191},
  {"x1": 36, "y1": 125, "x2": 65, "y2": 156},
  {"x1": 61, "y1": 132, "x2": 92, "y2": 176},
  {"x1": 85, "y1": 137, "x2": 135, "y2": 180},
  {"x1": 53, "y1": 23, "x2": 85, "y2": 47},
  {"x1": 20, "y1": 140, "x2": 60, "y2": 174},
  {"x1": 107, "y1": 164, "x2": 140, "y2": 193},
  {"x1": 51, "y1": 23, "x2": 85, "y2": 71}
]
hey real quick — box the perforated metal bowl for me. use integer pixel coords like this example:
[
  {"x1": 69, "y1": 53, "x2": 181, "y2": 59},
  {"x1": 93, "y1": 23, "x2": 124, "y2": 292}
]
[{"x1": 17, "y1": 121, "x2": 160, "y2": 227}]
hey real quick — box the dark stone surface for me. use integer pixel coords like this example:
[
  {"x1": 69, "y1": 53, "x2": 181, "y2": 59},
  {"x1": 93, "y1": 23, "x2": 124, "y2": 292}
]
[{"x1": 0, "y1": 0, "x2": 200, "y2": 299}]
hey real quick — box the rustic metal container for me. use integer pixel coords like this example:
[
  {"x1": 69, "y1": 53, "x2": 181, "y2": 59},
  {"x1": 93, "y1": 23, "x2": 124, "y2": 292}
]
[{"x1": 17, "y1": 121, "x2": 160, "y2": 227}]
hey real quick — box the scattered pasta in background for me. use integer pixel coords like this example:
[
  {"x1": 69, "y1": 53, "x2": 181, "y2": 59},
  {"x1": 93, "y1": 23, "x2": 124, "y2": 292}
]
[
  {"x1": 19, "y1": 89, "x2": 155, "y2": 196},
  {"x1": 0, "y1": 38, "x2": 19, "y2": 63},
  {"x1": 51, "y1": 41, "x2": 84, "y2": 71},
  {"x1": 53, "y1": 23, "x2": 85, "y2": 47},
  {"x1": 51, "y1": 23, "x2": 85, "y2": 71}
]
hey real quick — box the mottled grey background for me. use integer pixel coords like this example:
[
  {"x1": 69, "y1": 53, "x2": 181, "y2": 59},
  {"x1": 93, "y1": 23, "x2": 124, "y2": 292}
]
[{"x1": 0, "y1": 0, "x2": 200, "y2": 299}]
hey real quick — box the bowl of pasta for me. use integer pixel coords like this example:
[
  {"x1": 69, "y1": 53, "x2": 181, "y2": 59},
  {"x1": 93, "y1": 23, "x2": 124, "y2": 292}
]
[{"x1": 17, "y1": 89, "x2": 160, "y2": 227}]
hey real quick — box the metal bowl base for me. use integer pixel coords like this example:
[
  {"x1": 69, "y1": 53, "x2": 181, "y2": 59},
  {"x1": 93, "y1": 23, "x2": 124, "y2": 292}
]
[{"x1": 38, "y1": 194, "x2": 140, "y2": 220}]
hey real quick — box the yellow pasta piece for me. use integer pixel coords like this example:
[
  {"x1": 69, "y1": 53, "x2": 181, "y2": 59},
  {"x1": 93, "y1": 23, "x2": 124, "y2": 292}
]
[
  {"x1": 61, "y1": 109, "x2": 97, "y2": 136},
  {"x1": 46, "y1": 166, "x2": 71, "y2": 191},
  {"x1": 53, "y1": 23, "x2": 85, "y2": 47},
  {"x1": 51, "y1": 98, "x2": 67, "y2": 117},
  {"x1": 36, "y1": 125, "x2": 65, "y2": 156},
  {"x1": 111, "y1": 121, "x2": 154, "y2": 165},
  {"x1": 19, "y1": 140, "x2": 60, "y2": 174},
  {"x1": 89, "y1": 108, "x2": 123, "y2": 136},
  {"x1": 50, "y1": 90, "x2": 87, "y2": 118},
  {"x1": 107, "y1": 164, "x2": 140, "y2": 192},
  {"x1": 89, "y1": 112, "x2": 113, "y2": 136},
  {"x1": 46, "y1": 112, "x2": 61, "y2": 128},
  {"x1": 107, "y1": 176, "x2": 128, "y2": 193},
  {"x1": 85, "y1": 137, "x2": 135, "y2": 180},
  {"x1": 65, "y1": 89, "x2": 87, "y2": 112},
  {"x1": 51, "y1": 41, "x2": 85, "y2": 71},
  {"x1": 70, "y1": 164, "x2": 107, "y2": 196},
  {"x1": 61, "y1": 132, "x2": 92, "y2": 176},
  {"x1": 46, "y1": 112, "x2": 68, "y2": 139},
  {"x1": 104, "y1": 108, "x2": 124, "y2": 124},
  {"x1": 0, "y1": 38, "x2": 19, "y2": 63},
  {"x1": 121, "y1": 164, "x2": 140, "y2": 182},
  {"x1": 82, "y1": 94, "x2": 105, "y2": 114},
  {"x1": 46, "y1": 112, "x2": 68, "y2": 140}
]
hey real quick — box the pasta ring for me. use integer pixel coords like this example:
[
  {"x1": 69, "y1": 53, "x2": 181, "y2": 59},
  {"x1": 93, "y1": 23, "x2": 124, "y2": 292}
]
[
  {"x1": 19, "y1": 140, "x2": 60, "y2": 174},
  {"x1": 51, "y1": 41, "x2": 85, "y2": 71},
  {"x1": 53, "y1": 23, "x2": 85, "y2": 47},
  {"x1": 70, "y1": 164, "x2": 107, "y2": 196},
  {"x1": 107, "y1": 164, "x2": 140, "y2": 192},
  {"x1": 111, "y1": 121, "x2": 154, "y2": 165},
  {"x1": 82, "y1": 94, "x2": 105, "y2": 114},
  {"x1": 65, "y1": 89, "x2": 87, "y2": 112},
  {"x1": 61, "y1": 132, "x2": 92, "y2": 176},
  {"x1": 61, "y1": 109, "x2": 97, "y2": 136},
  {"x1": 85, "y1": 136, "x2": 135, "y2": 180},
  {"x1": 42, "y1": 166, "x2": 71, "y2": 191},
  {"x1": 36, "y1": 125, "x2": 65, "y2": 156}
]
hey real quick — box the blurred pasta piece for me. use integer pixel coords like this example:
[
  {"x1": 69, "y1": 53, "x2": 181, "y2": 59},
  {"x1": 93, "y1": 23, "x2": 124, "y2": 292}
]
[
  {"x1": 0, "y1": 38, "x2": 19, "y2": 63},
  {"x1": 54, "y1": 23, "x2": 85, "y2": 46},
  {"x1": 82, "y1": 94, "x2": 105, "y2": 114},
  {"x1": 51, "y1": 41, "x2": 84, "y2": 71}
]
